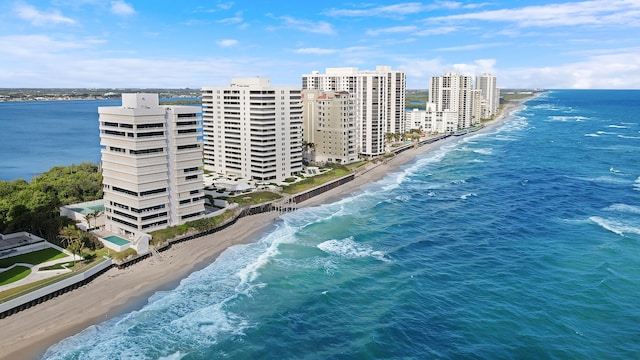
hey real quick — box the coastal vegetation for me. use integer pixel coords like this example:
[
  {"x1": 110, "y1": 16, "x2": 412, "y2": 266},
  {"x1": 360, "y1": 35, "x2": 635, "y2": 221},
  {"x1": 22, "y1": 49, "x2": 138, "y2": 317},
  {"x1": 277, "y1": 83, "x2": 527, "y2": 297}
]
[
  {"x1": 149, "y1": 209, "x2": 238, "y2": 246},
  {"x1": 281, "y1": 163, "x2": 350, "y2": 194},
  {"x1": 0, "y1": 162, "x2": 102, "y2": 244},
  {"x1": 405, "y1": 90, "x2": 428, "y2": 109}
]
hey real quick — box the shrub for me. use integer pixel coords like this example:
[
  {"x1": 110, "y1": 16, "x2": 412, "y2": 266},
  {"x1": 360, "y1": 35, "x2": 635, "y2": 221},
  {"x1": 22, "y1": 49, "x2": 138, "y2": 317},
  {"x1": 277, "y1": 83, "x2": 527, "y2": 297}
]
[{"x1": 111, "y1": 248, "x2": 137, "y2": 262}]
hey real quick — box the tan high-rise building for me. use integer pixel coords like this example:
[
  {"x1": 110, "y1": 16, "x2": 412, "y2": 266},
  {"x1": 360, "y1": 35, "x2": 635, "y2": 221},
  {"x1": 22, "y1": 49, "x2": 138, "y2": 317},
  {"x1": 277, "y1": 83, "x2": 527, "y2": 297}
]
[
  {"x1": 302, "y1": 66, "x2": 406, "y2": 157},
  {"x1": 202, "y1": 78, "x2": 303, "y2": 182},
  {"x1": 99, "y1": 93, "x2": 205, "y2": 242},
  {"x1": 301, "y1": 90, "x2": 357, "y2": 165}
]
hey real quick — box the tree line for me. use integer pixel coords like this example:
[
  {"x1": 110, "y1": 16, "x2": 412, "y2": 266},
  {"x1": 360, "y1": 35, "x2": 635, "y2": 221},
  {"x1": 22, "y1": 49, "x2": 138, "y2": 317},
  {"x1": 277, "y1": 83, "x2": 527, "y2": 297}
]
[{"x1": 0, "y1": 162, "x2": 103, "y2": 245}]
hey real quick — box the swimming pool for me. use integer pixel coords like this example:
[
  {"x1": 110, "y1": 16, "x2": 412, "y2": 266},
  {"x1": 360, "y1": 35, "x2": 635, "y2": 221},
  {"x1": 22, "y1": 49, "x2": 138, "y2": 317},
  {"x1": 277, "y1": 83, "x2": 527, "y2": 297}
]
[{"x1": 103, "y1": 235, "x2": 129, "y2": 246}]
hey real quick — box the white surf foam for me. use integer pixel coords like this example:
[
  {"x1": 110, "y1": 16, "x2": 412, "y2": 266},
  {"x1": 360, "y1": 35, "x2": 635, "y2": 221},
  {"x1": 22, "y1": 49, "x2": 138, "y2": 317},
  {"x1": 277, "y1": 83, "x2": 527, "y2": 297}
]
[
  {"x1": 589, "y1": 216, "x2": 640, "y2": 237},
  {"x1": 460, "y1": 193, "x2": 477, "y2": 200},
  {"x1": 472, "y1": 148, "x2": 493, "y2": 155},
  {"x1": 317, "y1": 237, "x2": 389, "y2": 263},
  {"x1": 609, "y1": 125, "x2": 629, "y2": 129},
  {"x1": 603, "y1": 203, "x2": 640, "y2": 215}
]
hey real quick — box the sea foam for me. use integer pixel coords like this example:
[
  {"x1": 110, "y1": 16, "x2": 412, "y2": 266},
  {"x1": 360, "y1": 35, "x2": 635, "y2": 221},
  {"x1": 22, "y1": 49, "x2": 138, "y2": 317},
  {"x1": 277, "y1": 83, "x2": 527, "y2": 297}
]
[{"x1": 317, "y1": 237, "x2": 389, "y2": 263}]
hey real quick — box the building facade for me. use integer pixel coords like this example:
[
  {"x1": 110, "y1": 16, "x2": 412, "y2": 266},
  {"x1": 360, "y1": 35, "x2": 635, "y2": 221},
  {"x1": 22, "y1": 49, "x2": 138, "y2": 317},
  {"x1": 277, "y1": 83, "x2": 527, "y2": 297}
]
[
  {"x1": 302, "y1": 66, "x2": 406, "y2": 157},
  {"x1": 202, "y1": 78, "x2": 303, "y2": 182},
  {"x1": 429, "y1": 72, "x2": 474, "y2": 131},
  {"x1": 301, "y1": 90, "x2": 357, "y2": 165},
  {"x1": 99, "y1": 93, "x2": 205, "y2": 241},
  {"x1": 406, "y1": 103, "x2": 458, "y2": 134},
  {"x1": 475, "y1": 73, "x2": 500, "y2": 119}
]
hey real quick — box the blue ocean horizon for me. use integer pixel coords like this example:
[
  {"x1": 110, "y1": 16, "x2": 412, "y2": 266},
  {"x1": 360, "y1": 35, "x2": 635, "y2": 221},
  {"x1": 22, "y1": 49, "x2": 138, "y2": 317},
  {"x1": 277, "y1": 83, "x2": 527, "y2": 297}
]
[{"x1": 4, "y1": 90, "x2": 640, "y2": 359}]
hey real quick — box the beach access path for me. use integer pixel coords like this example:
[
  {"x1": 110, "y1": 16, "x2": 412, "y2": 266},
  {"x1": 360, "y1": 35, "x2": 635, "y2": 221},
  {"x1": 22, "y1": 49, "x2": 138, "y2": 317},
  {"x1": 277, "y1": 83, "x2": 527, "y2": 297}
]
[{"x1": 0, "y1": 100, "x2": 526, "y2": 360}]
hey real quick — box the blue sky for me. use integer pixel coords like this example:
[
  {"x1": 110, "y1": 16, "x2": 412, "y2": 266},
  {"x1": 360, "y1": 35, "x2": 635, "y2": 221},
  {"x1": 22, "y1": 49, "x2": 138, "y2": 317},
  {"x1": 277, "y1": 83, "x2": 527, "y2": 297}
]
[{"x1": 1, "y1": 0, "x2": 639, "y2": 89}]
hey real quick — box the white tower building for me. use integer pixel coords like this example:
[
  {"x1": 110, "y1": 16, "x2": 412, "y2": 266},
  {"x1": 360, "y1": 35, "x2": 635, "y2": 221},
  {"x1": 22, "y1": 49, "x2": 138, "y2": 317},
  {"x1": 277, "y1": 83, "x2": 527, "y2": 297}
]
[
  {"x1": 99, "y1": 93, "x2": 205, "y2": 242},
  {"x1": 302, "y1": 66, "x2": 406, "y2": 157},
  {"x1": 202, "y1": 78, "x2": 303, "y2": 182},
  {"x1": 476, "y1": 73, "x2": 500, "y2": 118},
  {"x1": 429, "y1": 72, "x2": 474, "y2": 130}
]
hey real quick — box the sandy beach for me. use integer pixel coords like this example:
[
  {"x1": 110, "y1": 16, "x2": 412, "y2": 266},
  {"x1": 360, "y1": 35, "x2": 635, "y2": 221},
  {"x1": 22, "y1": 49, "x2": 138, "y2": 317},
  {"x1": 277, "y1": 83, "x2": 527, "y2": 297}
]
[{"x1": 0, "y1": 101, "x2": 524, "y2": 360}]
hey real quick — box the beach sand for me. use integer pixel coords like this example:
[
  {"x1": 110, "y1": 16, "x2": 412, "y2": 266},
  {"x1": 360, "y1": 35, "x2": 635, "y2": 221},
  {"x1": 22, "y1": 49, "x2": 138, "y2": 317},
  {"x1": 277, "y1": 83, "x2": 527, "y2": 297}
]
[{"x1": 0, "y1": 101, "x2": 525, "y2": 360}]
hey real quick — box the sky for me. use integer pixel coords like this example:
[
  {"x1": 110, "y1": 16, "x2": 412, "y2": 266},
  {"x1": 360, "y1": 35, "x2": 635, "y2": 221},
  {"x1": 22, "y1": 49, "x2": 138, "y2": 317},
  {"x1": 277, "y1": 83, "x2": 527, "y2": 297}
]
[{"x1": 1, "y1": 0, "x2": 639, "y2": 89}]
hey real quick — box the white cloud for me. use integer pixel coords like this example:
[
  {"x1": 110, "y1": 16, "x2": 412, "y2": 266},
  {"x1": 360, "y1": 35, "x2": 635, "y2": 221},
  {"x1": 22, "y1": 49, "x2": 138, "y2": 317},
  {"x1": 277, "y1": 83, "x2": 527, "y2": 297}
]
[
  {"x1": 429, "y1": 0, "x2": 640, "y2": 27},
  {"x1": 293, "y1": 48, "x2": 337, "y2": 55},
  {"x1": 15, "y1": 3, "x2": 75, "y2": 26},
  {"x1": 499, "y1": 50, "x2": 640, "y2": 89},
  {"x1": 324, "y1": 2, "x2": 488, "y2": 18},
  {"x1": 0, "y1": 35, "x2": 101, "y2": 57},
  {"x1": 218, "y1": 11, "x2": 243, "y2": 24},
  {"x1": 275, "y1": 16, "x2": 335, "y2": 35},
  {"x1": 436, "y1": 42, "x2": 505, "y2": 51},
  {"x1": 416, "y1": 26, "x2": 458, "y2": 36},
  {"x1": 366, "y1": 26, "x2": 418, "y2": 36},
  {"x1": 217, "y1": 39, "x2": 238, "y2": 47},
  {"x1": 110, "y1": 1, "x2": 135, "y2": 16},
  {"x1": 398, "y1": 49, "x2": 640, "y2": 89}
]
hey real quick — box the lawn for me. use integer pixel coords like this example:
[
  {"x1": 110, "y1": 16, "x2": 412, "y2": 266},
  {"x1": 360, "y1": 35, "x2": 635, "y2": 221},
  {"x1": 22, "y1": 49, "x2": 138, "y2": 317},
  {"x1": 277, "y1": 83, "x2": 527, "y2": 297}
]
[
  {"x1": 229, "y1": 191, "x2": 282, "y2": 205},
  {"x1": 281, "y1": 168, "x2": 351, "y2": 194},
  {"x1": 0, "y1": 248, "x2": 67, "y2": 268},
  {"x1": 0, "y1": 266, "x2": 32, "y2": 286}
]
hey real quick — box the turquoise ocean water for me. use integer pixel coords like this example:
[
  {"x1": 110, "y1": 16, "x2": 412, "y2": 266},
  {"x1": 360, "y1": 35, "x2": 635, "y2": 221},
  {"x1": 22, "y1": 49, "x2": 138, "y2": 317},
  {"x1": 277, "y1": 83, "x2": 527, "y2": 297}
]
[{"x1": 31, "y1": 90, "x2": 640, "y2": 358}]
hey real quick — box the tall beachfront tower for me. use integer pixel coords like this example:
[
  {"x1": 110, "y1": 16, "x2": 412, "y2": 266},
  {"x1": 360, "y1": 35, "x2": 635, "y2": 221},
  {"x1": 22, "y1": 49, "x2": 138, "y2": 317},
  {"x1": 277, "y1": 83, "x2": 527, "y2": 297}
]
[
  {"x1": 476, "y1": 73, "x2": 500, "y2": 119},
  {"x1": 202, "y1": 78, "x2": 303, "y2": 182},
  {"x1": 99, "y1": 93, "x2": 205, "y2": 241},
  {"x1": 301, "y1": 89, "x2": 357, "y2": 165},
  {"x1": 302, "y1": 66, "x2": 406, "y2": 158},
  {"x1": 429, "y1": 72, "x2": 474, "y2": 130}
]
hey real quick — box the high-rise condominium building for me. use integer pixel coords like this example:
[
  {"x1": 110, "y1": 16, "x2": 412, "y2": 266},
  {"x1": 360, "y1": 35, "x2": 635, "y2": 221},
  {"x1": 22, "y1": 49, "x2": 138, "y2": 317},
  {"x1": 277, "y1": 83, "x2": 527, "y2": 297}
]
[
  {"x1": 475, "y1": 73, "x2": 500, "y2": 118},
  {"x1": 202, "y1": 78, "x2": 303, "y2": 182},
  {"x1": 301, "y1": 90, "x2": 357, "y2": 165},
  {"x1": 429, "y1": 72, "x2": 474, "y2": 130},
  {"x1": 302, "y1": 66, "x2": 406, "y2": 157},
  {"x1": 99, "y1": 93, "x2": 205, "y2": 241}
]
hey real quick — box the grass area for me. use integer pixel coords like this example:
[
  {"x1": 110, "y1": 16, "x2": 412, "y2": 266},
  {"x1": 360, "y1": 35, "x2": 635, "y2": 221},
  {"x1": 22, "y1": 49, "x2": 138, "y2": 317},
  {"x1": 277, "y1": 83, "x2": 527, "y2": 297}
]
[
  {"x1": 346, "y1": 160, "x2": 369, "y2": 169},
  {"x1": 149, "y1": 209, "x2": 239, "y2": 245},
  {"x1": 281, "y1": 166, "x2": 351, "y2": 194},
  {"x1": 229, "y1": 191, "x2": 282, "y2": 205},
  {"x1": 40, "y1": 262, "x2": 74, "y2": 270},
  {"x1": 0, "y1": 248, "x2": 67, "y2": 268},
  {"x1": 0, "y1": 254, "x2": 109, "y2": 303},
  {"x1": 0, "y1": 266, "x2": 32, "y2": 286}
]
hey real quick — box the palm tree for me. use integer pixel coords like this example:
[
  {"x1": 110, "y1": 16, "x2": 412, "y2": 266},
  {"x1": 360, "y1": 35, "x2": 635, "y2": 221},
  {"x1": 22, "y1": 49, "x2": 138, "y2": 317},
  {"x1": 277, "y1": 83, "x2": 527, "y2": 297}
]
[
  {"x1": 58, "y1": 225, "x2": 82, "y2": 271},
  {"x1": 85, "y1": 209, "x2": 103, "y2": 229},
  {"x1": 68, "y1": 239, "x2": 84, "y2": 271},
  {"x1": 58, "y1": 224, "x2": 80, "y2": 247}
]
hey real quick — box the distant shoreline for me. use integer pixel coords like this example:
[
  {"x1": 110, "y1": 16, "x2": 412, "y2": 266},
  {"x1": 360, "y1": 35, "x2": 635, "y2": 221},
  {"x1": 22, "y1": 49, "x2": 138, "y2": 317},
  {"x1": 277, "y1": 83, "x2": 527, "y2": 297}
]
[{"x1": 0, "y1": 97, "x2": 535, "y2": 360}]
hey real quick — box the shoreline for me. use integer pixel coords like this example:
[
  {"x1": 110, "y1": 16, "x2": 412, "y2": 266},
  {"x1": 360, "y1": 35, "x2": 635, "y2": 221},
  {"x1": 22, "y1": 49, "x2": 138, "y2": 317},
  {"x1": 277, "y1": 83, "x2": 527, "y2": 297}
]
[{"x1": 0, "y1": 99, "x2": 528, "y2": 360}]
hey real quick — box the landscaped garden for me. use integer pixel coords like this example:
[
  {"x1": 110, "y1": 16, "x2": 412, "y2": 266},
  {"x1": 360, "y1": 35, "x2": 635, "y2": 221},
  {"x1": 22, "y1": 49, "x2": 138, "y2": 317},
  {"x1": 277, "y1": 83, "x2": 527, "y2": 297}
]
[
  {"x1": 0, "y1": 266, "x2": 31, "y2": 286},
  {"x1": 0, "y1": 248, "x2": 67, "y2": 268},
  {"x1": 281, "y1": 164, "x2": 351, "y2": 194}
]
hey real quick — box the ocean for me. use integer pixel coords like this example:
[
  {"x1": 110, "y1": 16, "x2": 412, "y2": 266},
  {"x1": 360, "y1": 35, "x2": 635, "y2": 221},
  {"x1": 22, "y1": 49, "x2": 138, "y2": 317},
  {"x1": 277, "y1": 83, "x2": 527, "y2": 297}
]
[{"x1": 35, "y1": 90, "x2": 640, "y2": 358}]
